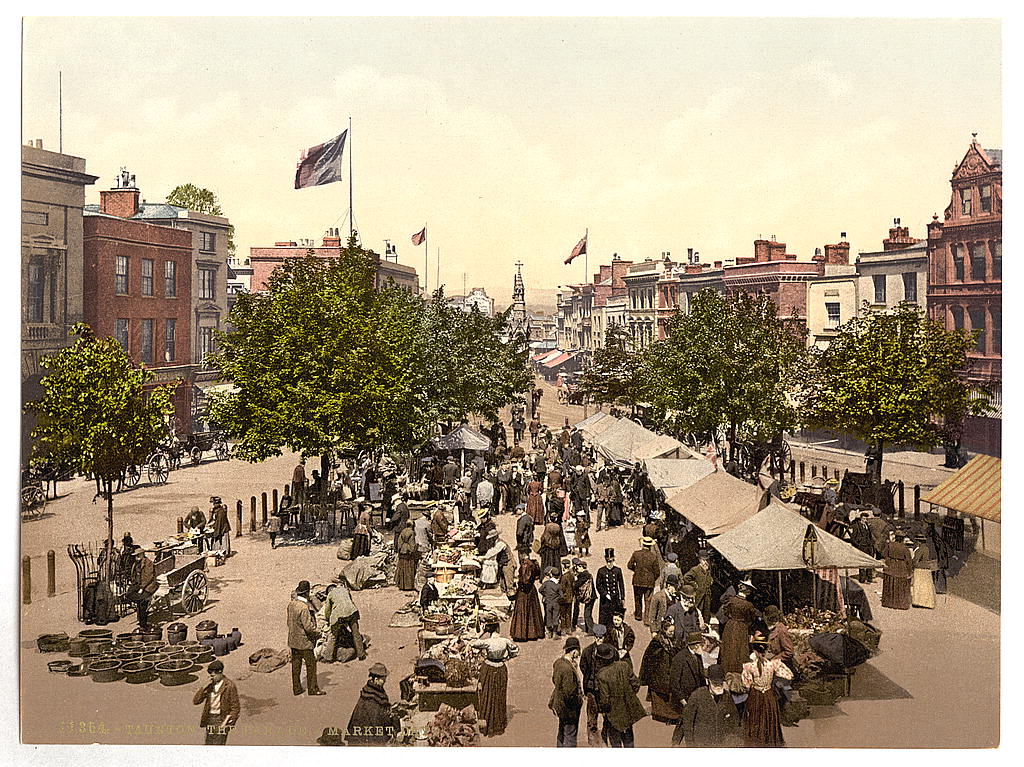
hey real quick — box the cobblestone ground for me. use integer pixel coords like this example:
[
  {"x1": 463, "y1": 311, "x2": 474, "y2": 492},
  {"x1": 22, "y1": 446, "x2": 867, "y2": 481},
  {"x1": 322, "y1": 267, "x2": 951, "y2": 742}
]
[{"x1": 18, "y1": 378, "x2": 998, "y2": 747}]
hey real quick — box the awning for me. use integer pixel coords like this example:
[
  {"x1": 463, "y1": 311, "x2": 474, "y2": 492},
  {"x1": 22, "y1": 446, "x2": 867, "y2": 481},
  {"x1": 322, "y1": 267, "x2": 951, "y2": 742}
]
[
  {"x1": 541, "y1": 352, "x2": 578, "y2": 368},
  {"x1": 643, "y1": 458, "x2": 716, "y2": 493},
  {"x1": 708, "y1": 502, "x2": 883, "y2": 571},
  {"x1": 664, "y1": 471, "x2": 761, "y2": 535},
  {"x1": 573, "y1": 413, "x2": 686, "y2": 466},
  {"x1": 431, "y1": 424, "x2": 492, "y2": 452},
  {"x1": 535, "y1": 349, "x2": 563, "y2": 365},
  {"x1": 921, "y1": 455, "x2": 1001, "y2": 522}
]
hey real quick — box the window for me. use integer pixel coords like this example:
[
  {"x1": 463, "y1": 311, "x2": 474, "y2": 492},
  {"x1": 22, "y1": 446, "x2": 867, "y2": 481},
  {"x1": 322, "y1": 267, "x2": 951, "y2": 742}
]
[
  {"x1": 970, "y1": 244, "x2": 987, "y2": 280},
  {"x1": 140, "y1": 319, "x2": 153, "y2": 364},
  {"x1": 200, "y1": 232, "x2": 216, "y2": 252},
  {"x1": 961, "y1": 187, "x2": 972, "y2": 216},
  {"x1": 992, "y1": 241, "x2": 1002, "y2": 279},
  {"x1": 825, "y1": 302, "x2": 841, "y2": 328},
  {"x1": 27, "y1": 259, "x2": 45, "y2": 323},
  {"x1": 992, "y1": 307, "x2": 1001, "y2": 355},
  {"x1": 968, "y1": 307, "x2": 986, "y2": 353},
  {"x1": 115, "y1": 255, "x2": 129, "y2": 294},
  {"x1": 115, "y1": 319, "x2": 129, "y2": 351},
  {"x1": 951, "y1": 306, "x2": 964, "y2": 332},
  {"x1": 141, "y1": 259, "x2": 154, "y2": 296},
  {"x1": 980, "y1": 184, "x2": 992, "y2": 213},
  {"x1": 164, "y1": 261, "x2": 177, "y2": 297},
  {"x1": 902, "y1": 272, "x2": 918, "y2": 303},
  {"x1": 952, "y1": 245, "x2": 965, "y2": 282},
  {"x1": 200, "y1": 268, "x2": 216, "y2": 300},
  {"x1": 164, "y1": 318, "x2": 176, "y2": 362},
  {"x1": 199, "y1": 326, "x2": 215, "y2": 361},
  {"x1": 873, "y1": 274, "x2": 886, "y2": 304}
]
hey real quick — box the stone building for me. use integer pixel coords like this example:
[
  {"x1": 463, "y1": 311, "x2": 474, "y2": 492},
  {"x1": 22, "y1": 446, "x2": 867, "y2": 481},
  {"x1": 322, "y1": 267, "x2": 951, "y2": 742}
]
[{"x1": 926, "y1": 137, "x2": 1002, "y2": 456}]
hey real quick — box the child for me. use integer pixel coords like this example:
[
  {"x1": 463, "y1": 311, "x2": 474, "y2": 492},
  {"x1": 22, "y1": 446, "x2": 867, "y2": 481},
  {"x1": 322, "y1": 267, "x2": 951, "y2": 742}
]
[{"x1": 538, "y1": 566, "x2": 563, "y2": 639}]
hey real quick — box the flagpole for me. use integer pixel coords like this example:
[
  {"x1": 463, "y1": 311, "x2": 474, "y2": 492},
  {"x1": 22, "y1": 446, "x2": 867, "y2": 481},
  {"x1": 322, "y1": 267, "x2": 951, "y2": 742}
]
[
  {"x1": 436, "y1": 247, "x2": 441, "y2": 293},
  {"x1": 348, "y1": 116, "x2": 354, "y2": 240},
  {"x1": 424, "y1": 224, "x2": 429, "y2": 296}
]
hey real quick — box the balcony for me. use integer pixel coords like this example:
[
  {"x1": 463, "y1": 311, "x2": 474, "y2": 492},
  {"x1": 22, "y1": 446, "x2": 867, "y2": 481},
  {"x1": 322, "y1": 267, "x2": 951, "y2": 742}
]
[{"x1": 24, "y1": 324, "x2": 65, "y2": 342}]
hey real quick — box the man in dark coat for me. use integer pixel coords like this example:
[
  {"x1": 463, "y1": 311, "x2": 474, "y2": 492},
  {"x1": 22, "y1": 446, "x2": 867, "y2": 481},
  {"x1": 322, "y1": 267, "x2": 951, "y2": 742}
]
[
  {"x1": 549, "y1": 637, "x2": 584, "y2": 747},
  {"x1": 606, "y1": 609, "x2": 636, "y2": 667},
  {"x1": 669, "y1": 632, "x2": 706, "y2": 710},
  {"x1": 627, "y1": 537, "x2": 662, "y2": 622},
  {"x1": 287, "y1": 580, "x2": 324, "y2": 696},
  {"x1": 673, "y1": 664, "x2": 740, "y2": 747},
  {"x1": 539, "y1": 567, "x2": 563, "y2": 639},
  {"x1": 927, "y1": 514, "x2": 951, "y2": 594},
  {"x1": 208, "y1": 496, "x2": 231, "y2": 553},
  {"x1": 596, "y1": 548, "x2": 626, "y2": 627},
  {"x1": 681, "y1": 550, "x2": 715, "y2": 621},
  {"x1": 133, "y1": 547, "x2": 159, "y2": 629},
  {"x1": 346, "y1": 663, "x2": 399, "y2": 745},
  {"x1": 849, "y1": 510, "x2": 877, "y2": 583},
  {"x1": 558, "y1": 557, "x2": 577, "y2": 635},
  {"x1": 192, "y1": 659, "x2": 240, "y2": 745},
  {"x1": 667, "y1": 584, "x2": 704, "y2": 638},
  {"x1": 515, "y1": 505, "x2": 534, "y2": 564},
  {"x1": 572, "y1": 558, "x2": 596, "y2": 635},
  {"x1": 596, "y1": 644, "x2": 647, "y2": 747},
  {"x1": 580, "y1": 624, "x2": 612, "y2": 746}
]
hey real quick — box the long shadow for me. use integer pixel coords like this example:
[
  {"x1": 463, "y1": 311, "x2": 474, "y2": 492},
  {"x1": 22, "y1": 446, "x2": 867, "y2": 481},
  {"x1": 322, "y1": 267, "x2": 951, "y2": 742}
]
[
  {"x1": 947, "y1": 536, "x2": 1000, "y2": 615},
  {"x1": 239, "y1": 693, "x2": 279, "y2": 718},
  {"x1": 845, "y1": 662, "x2": 913, "y2": 701}
]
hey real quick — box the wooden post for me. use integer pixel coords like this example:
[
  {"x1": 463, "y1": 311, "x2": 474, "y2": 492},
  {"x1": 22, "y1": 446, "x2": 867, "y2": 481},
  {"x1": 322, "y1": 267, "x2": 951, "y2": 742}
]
[
  {"x1": 914, "y1": 485, "x2": 921, "y2": 519},
  {"x1": 811, "y1": 464, "x2": 817, "y2": 478},
  {"x1": 262, "y1": 492, "x2": 268, "y2": 526},
  {"x1": 789, "y1": 459, "x2": 796, "y2": 482},
  {"x1": 177, "y1": 517, "x2": 184, "y2": 535},
  {"x1": 236, "y1": 501, "x2": 243, "y2": 537},
  {"x1": 834, "y1": 468, "x2": 840, "y2": 481},
  {"x1": 250, "y1": 496, "x2": 257, "y2": 532},
  {"x1": 47, "y1": 550, "x2": 56, "y2": 597},
  {"x1": 898, "y1": 481, "x2": 905, "y2": 518},
  {"x1": 980, "y1": 518, "x2": 986, "y2": 550},
  {"x1": 799, "y1": 462, "x2": 805, "y2": 483},
  {"x1": 273, "y1": 488, "x2": 279, "y2": 513},
  {"x1": 22, "y1": 556, "x2": 31, "y2": 604},
  {"x1": 777, "y1": 571, "x2": 783, "y2": 610}
]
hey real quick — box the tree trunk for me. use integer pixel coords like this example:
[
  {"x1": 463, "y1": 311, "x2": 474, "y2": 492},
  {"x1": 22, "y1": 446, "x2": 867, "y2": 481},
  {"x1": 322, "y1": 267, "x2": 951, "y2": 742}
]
[
  {"x1": 874, "y1": 439, "x2": 884, "y2": 484},
  {"x1": 105, "y1": 477, "x2": 114, "y2": 581},
  {"x1": 728, "y1": 421, "x2": 738, "y2": 465}
]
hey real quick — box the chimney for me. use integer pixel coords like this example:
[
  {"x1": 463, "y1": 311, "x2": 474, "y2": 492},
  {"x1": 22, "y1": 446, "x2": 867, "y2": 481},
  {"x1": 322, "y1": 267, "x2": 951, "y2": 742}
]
[
  {"x1": 768, "y1": 241, "x2": 787, "y2": 261},
  {"x1": 883, "y1": 218, "x2": 922, "y2": 251},
  {"x1": 823, "y1": 239, "x2": 851, "y2": 265},
  {"x1": 753, "y1": 239, "x2": 772, "y2": 262},
  {"x1": 99, "y1": 167, "x2": 140, "y2": 218},
  {"x1": 713, "y1": 260, "x2": 722, "y2": 268},
  {"x1": 323, "y1": 227, "x2": 342, "y2": 247}
]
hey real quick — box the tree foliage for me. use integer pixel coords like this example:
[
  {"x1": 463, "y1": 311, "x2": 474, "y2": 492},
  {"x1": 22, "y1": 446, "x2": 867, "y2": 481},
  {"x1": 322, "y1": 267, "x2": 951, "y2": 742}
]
[
  {"x1": 644, "y1": 290, "x2": 807, "y2": 450},
  {"x1": 209, "y1": 239, "x2": 530, "y2": 460},
  {"x1": 800, "y1": 302, "x2": 989, "y2": 478},
  {"x1": 578, "y1": 324, "x2": 645, "y2": 406},
  {"x1": 166, "y1": 183, "x2": 236, "y2": 257}
]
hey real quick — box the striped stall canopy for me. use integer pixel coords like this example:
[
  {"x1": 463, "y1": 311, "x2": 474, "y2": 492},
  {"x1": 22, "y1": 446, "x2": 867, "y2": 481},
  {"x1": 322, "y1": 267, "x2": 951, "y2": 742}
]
[{"x1": 921, "y1": 455, "x2": 1001, "y2": 522}]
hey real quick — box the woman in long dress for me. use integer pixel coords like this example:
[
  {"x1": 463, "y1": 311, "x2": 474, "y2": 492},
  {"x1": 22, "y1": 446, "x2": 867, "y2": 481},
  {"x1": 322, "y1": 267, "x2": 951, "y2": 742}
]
[
  {"x1": 394, "y1": 520, "x2": 419, "y2": 591},
  {"x1": 526, "y1": 475, "x2": 546, "y2": 525},
  {"x1": 638, "y1": 617, "x2": 684, "y2": 724},
  {"x1": 909, "y1": 534, "x2": 936, "y2": 609},
  {"x1": 719, "y1": 582, "x2": 760, "y2": 674},
  {"x1": 470, "y1": 621, "x2": 519, "y2": 737},
  {"x1": 575, "y1": 510, "x2": 592, "y2": 557},
  {"x1": 881, "y1": 530, "x2": 913, "y2": 610},
  {"x1": 741, "y1": 632, "x2": 793, "y2": 747},
  {"x1": 539, "y1": 516, "x2": 568, "y2": 574},
  {"x1": 509, "y1": 555, "x2": 545, "y2": 641},
  {"x1": 351, "y1": 504, "x2": 372, "y2": 559}
]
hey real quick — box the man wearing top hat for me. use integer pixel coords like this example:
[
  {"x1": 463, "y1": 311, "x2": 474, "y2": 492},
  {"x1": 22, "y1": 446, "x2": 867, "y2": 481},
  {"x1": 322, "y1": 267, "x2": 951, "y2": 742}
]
[
  {"x1": 682, "y1": 549, "x2": 715, "y2": 622},
  {"x1": 627, "y1": 537, "x2": 663, "y2": 622},
  {"x1": 287, "y1": 580, "x2": 325, "y2": 696},
  {"x1": 346, "y1": 663, "x2": 399, "y2": 745},
  {"x1": 549, "y1": 637, "x2": 584, "y2": 746},
  {"x1": 596, "y1": 548, "x2": 626, "y2": 627},
  {"x1": 515, "y1": 504, "x2": 535, "y2": 564}
]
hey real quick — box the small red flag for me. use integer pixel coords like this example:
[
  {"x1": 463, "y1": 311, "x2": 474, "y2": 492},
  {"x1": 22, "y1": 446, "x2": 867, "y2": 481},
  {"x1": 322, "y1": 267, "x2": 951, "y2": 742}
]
[
  {"x1": 411, "y1": 227, "x2": 426, "y2": 246},
  {"x1": 565, "y1": 232, "x2": 587, "y2": 264}
]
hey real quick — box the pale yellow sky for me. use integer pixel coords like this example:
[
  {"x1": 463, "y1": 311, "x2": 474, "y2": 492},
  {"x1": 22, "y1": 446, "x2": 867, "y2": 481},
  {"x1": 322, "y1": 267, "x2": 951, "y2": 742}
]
[{"x1": 22, "y1": 17, "x2": 1001, "y2": 303}]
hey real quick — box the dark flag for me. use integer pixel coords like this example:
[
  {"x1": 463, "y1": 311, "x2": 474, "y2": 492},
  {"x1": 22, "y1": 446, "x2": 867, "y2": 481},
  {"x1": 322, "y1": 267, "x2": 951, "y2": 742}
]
[
  {"x1": 294, "y1": 130, "x2": 348, "y2": 189},
  {"x1": 411, "y1": 227, "x2": 427, "y2": 246},
  {"x1": 564, "y1": 232, "x2": 587, "y2": 264}
]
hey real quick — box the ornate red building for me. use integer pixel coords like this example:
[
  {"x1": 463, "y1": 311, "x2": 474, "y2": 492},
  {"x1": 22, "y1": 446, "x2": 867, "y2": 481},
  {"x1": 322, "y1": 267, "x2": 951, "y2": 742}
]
[{"x1": 926, "y1": 137, "x2": 1001, "y2": 456}]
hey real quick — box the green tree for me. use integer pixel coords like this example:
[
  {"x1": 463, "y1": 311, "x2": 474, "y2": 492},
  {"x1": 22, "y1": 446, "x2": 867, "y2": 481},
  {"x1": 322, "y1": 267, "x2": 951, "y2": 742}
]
[
  {"x1": 644, "y1": 289, "x2": 807, "y2": 460},
  {"x1": 209, "y1": 239, "x2": 428, "y2": 462},
  {"x1": 24, "y1": 324, "x2": 175, "y2": 565},
  {"x1": 578, "y1": 324, "x2": 644, "y2": 406},
  {"x1": 166, "y1": 183, "x2": 236, "y2": 257},
  {"x1": 800, "y1": 302, "x2": 990, "y2": 481}
]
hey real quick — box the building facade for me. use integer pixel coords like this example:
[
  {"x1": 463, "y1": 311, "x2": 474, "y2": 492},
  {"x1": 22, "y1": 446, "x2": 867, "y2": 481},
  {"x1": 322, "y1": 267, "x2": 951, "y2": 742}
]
[
  {"x1": 448, "y1": 287, "x2": 495, "y2": 317},
  {"x1": 926, "y1": 138, "x2": 1002, "y2": 456},
  {"x1": 623, "y1": 256, "x2": 671, "y2": 348},
  {"x1": 722, "y1": 238, "x2": 825, "y2": 324},
  {"x1": 83, "y1": 170, "x2": 194, "y2": 432}
]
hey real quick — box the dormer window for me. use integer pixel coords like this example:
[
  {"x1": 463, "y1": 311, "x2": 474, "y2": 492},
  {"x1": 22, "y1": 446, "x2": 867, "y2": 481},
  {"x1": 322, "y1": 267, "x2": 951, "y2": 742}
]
[{"x1": 960, "y1": 188, "x2": 972, "y2": 216}]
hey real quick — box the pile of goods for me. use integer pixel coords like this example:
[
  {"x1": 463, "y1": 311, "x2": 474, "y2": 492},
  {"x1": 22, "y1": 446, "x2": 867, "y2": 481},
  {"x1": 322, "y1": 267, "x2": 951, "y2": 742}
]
[
  {"x1": 423, "y1": 636, "x2": 484, "y2": 687},
  {"x1": 424, "y1": 704, "x2": 481, "y2": 747}
]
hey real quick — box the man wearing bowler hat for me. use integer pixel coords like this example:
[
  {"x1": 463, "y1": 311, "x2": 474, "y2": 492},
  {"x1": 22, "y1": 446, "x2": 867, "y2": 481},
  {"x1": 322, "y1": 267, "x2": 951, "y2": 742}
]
[
  {"x1": 549, "y1": 636, "x2": 584, "y2": 746},
  {"x1": 682, "y1": 549, "x2": 715, "y2": 622},
  {"x1": 627, "y1": 536, "x2": 663, "y2": 622},
  {"x1": 287, "y1": 580, "x2": 325, "y2": 696},
  {"x1": 193, "y1": 659, "x2": 239, "y2": 745},
  {"x1": 346, "y1": 663, "x2": 399, "y2": 745}
]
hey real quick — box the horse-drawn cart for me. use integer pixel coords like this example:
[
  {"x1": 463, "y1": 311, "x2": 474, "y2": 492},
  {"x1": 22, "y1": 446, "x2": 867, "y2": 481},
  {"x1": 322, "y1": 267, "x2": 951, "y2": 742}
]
[
  {"x1": 149, "y1": 549, "x2": 209, "y2": 617},
  {"x1": 181, "y1": 431, "x2": 230, "y2": 466}
]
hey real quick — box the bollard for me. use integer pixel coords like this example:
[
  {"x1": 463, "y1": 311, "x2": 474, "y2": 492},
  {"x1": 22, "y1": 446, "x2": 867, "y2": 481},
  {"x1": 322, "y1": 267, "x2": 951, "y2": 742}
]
[
  {"x1": 811, "y1": 464, "x2": 817, "y2": 478},
  {"x1": 789, "y1": 459, "x2": 796, "y2": 482},
  {"x1": 22, "y1": 556, "x2": 31, "y2": 605},
  {"x1": 898, "y1": 481, "x2": 906, "y2": 517},
  {"x1": 236, "y1": 501, "x2": 243, "y2": 537},
  {"x1": 834, "y1": 468, "x2": 840, "y2": 481},
  {"x1": 914, "y1": 485, "x2": 921, "y2": 519},
  {"x1": 250, "y1": 496, "x2": 257, "y2": 532},
  {"x1": 273, "y1": 488, "x2": 279, "y2": 513},
  {"x1": 177, "y1": 517, "x2": 184, "y2": 535},
  {"x1": 262, "y1": 493, "x2": 268, "y2": 526},
  {"x1": 799, "y1": 462, "x2": 805, "y2": 483},
  {"x1": 47, "y1": 550, "x2": 56, "y2": 597}
]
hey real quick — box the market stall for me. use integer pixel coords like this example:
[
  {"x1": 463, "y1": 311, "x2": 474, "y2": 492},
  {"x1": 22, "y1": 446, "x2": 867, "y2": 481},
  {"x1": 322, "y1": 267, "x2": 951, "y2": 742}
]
[
  {"x1": 572, "y1": 412, "x2": 689, "y2": 465},
  {"x1": 921, "y1": 454, "x2": 1001, "y2": 551},
  {"x1": 664, "y1": 470, "x2": 762, "y2": 536}
]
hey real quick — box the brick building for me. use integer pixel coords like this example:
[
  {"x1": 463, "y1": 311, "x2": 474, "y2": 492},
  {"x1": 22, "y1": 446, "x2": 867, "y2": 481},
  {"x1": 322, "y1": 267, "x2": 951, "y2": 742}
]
[
  {"x1": 83, "y1": 169, "x2": 194, "y2": 431},
  {"x1": 926, "y1": 137, "x2": 1002, "y2": 456},
  {"x1": 250, "y1": 229, "x2": 419, "y2": 294},
  {"x1": 722, "y1": 238, "x2": 826, "y2": 323}
]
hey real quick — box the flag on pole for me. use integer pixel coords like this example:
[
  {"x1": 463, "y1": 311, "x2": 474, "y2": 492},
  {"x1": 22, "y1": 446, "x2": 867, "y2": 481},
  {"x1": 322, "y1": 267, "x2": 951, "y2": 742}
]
[
  {"x1": 564, "y1": 232, "x2": 588, "y2": 264},
  {"x1": 411, "y1": 227, "x2": 427, "y2": 246},
  {"x1": 294, "y1": 130, "x2": 348, "y2": 189}
]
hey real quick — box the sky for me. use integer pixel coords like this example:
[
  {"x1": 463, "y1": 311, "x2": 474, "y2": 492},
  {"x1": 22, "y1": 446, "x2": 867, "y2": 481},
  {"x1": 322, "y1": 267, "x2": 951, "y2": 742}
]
[{"x1": 21, "y1": 17, "x2": 1001, "y2": 308}]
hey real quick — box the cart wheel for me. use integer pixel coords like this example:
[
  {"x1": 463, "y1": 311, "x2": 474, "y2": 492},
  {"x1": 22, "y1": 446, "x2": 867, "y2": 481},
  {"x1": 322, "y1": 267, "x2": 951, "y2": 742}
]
[
  {"x1": 190, "y1": 447, "x2": 203, "y2": 466},
  {"x1": 778, "y1": 440, "x2": 792, "y2": 472},
  {"x1": 848, "y1": 485, "x2": 864, "y2": 506},
  {"x1": 125, "y1": 464, "x2": 141, "y2": 487},
  {"x1": 148, "y1": 453, "x2": 170, "y2": 485},
  {"x1": 214, "y1": 440, "x2": 229, "y2": 461},
  {"x1": 181, "y1": 570, "x2": 208, "y2": 615}
]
